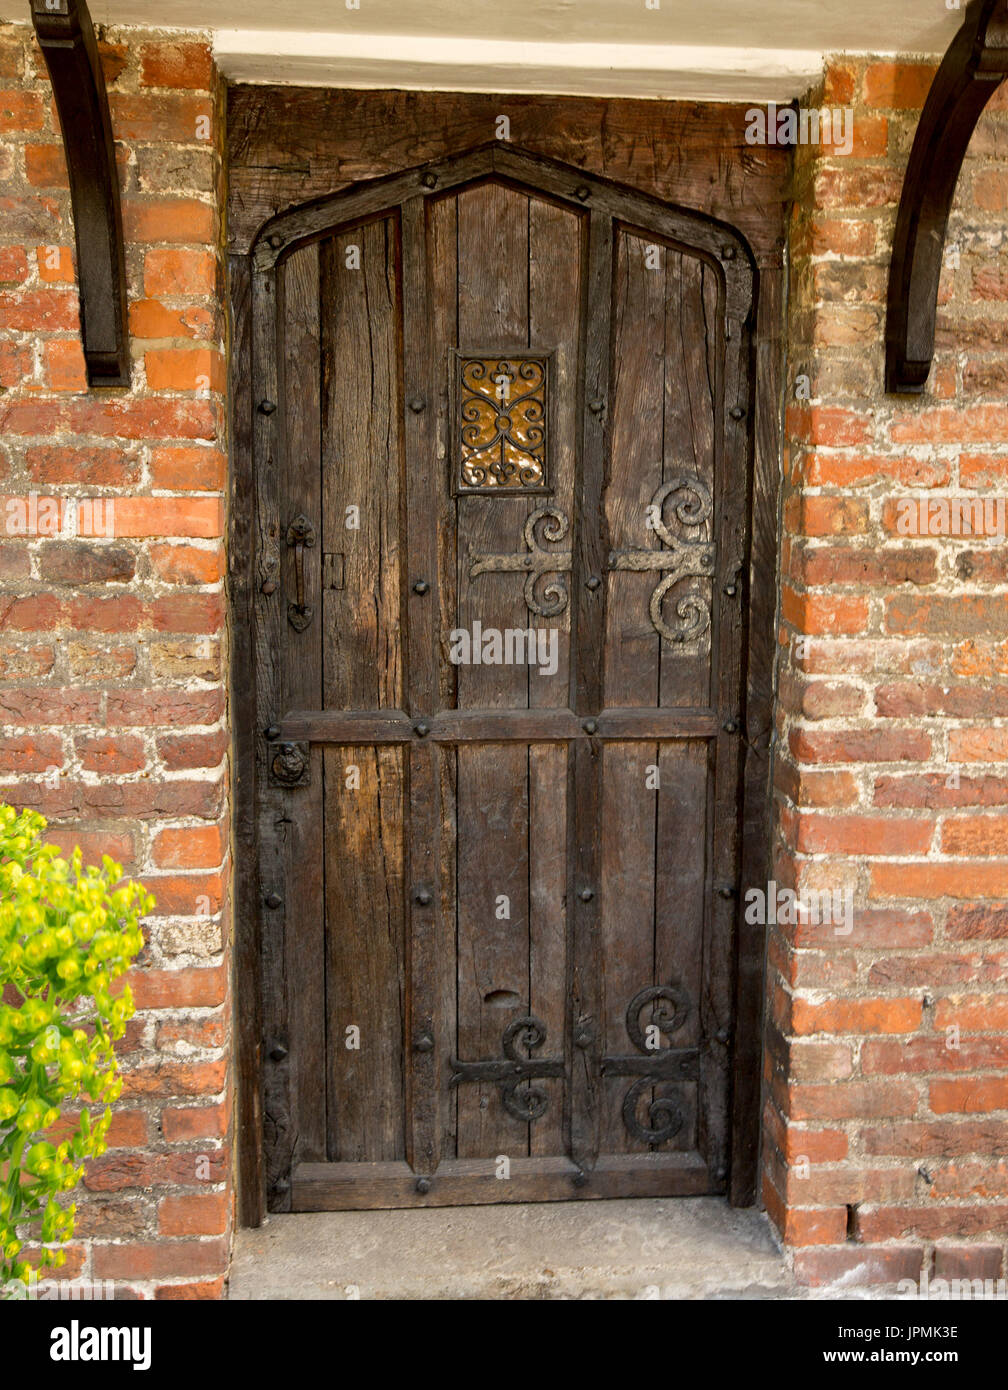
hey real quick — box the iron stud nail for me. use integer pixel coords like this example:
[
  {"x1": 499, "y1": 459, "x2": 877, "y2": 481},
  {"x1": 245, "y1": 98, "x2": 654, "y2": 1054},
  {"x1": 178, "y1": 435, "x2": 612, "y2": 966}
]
[
  {"x1": 264, "y1": 724, "x2": 280, "y2": 741},
  {"x1": 724, "y1": 582, "x2": 738, "y2": 597},
  {"x1": 730, "y1": 405, "x2": 745, "y2": 421},
  {"x1": 575, "y1": 186, "x2": 590, "y2": 201},
  {"x1": 415, "y1": 888, "x2": 432, "y2": 906},
  {"x1": 718, "y1": 884, "x2": 736, "y2": 900},
  {"x1": 421, "y1": 172, "x2": 438, "y2": 188},
  {"x1": 588, "y1": 397, "x2": 606, "y2": 414},
  {"x1": 586, "y1": 575, "x2": 601, "y2": 591},
  {"x1": 414, "y1": 1033, "x2": 434, "y2": 1053},
  {"x1": 415, "y1": 1177, "x2": 432, "y2": 1193},
  {"x1": 414, "y1": 721, "x2": 430, "y2": 737},
  {"x1": 716, "y1": 1028, "x2": 730, "y2": 1043},
  {"x1": 583, "y1": 719, "x2": 598, "y2": 735},
  {"x1": 408, "y1": 395, "x2": 426, "y2": 413},
  {"x1": 723, "y1": 719, "x2": 739, "y2": 734},
  {"x1": 579, "y1": 887, "x2": 594, "y2": 903},
  {"x1": 265, "y1": 891, "x2": 283, "y2": 909},
  {"x1": 258, "y1": 399, "x2": 277, "y2": 415},
  {"x1": 267, "y1": 233, "x2": 284, "y2": 249},
  {"x1": 269, "y1": 1040, "x2": 288, "y2": 1061},
  {"x1": 721, "y1": 245, "x2": 736, "y2": 260},
  {"x1": 412, "y1": 579, "x2": 430, "y2": 595}
]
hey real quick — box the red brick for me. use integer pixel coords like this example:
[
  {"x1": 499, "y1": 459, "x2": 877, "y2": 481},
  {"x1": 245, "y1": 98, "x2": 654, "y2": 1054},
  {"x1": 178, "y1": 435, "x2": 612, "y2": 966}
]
[
  {"x1": 947, "y1": 905, "x2": 1008, "y2": 940},
  {"x1": 0, "y1": 245, "x2": 30, "y2": 284},
  {"x1": 24, "y1": 445, "x2": 140, "y2": 487},
  {"x1": 856, "y1": 1205, "x2": 1008, "y2": 1242},
  {"x1": 152, "y1": 824, "x2": 225, "y2": 869},
  {"x1": 158, "y1": 1191, "x2": 228, "y2": 1237},
  {"x1": 0, "y1": 732, "x2": 63, "y2": 772},
  {"x1": 156, "y1": 1017, "x2": 227, "y2": 1051},
  {"x1": 93, "y1": 1237, "x2": 228, "y2": 1281},
  {"x1": 0, "y1": 687, "x2": 102, "y2": 724},
  {"x1": 781, "y1": 588, "x2": 868, "y2": 636},
  {"x1": 117, "y1": 1058, "x2": 227, "y2": 1102},
  {"x1": 790, "y1": 996, "x2": 923, "y2": 1036},
  {"x1": 140, "y1": 874, "x2": 224, "y2": 917},
  {"x1": 872, "y1": 861, "x2": 1008, "y2": 900},
  {"x1": 148, "y1": 543, "x2": 224, "y2": 585},
  {"x1": 140, "y1": 42, "x2": 214, "y2": 90},
  {"x1": 149, "y1": 446, "x2": 226, "y2": 490},
  {"x1": 0, "y1": 89, "x2": 44, "y2": 131},
  {"x1": 0, "y1": 396, "x2": 216, "y2": 441},
  {"x1": 45, "y1": 830, "x2": 134, "y2": 867},
  {"x1": 75, "y1": 734, "x2": 146, "y2": 775},
  {"x1": 788, "y1": 1081, "x2": 919, "y2": 1121},
  {"x1": 144, "y1": 248, "x2": 216, "y2": 298},
  {"x1": 155, "y1": 1279, "x2": 225, "y2": 1300},
  {"x1": 0, "y1": 289, "x2": 79, "y2": 332},
  {"x1": 129, "y1": 297, "x2": 213, "y2": 340},
  {"x1": 863, "y1": 1037, "x2": 1008, "y2": 1074},
  {"x1": 787, "y1": 406, "x2": 873, "y2": 447},
  {"x1": 932, "y1": 1244, "x2": 1004, "y2": 1280},
  {"x1": 110, "y1": 92, "x2": 213, "y2": 145},
  {"x1": 886, "y1": 595, "x2": 1008, "y2": 637},
  {"x1": 105, "y1": 690, "x2": 224, "y2": 727},
  {"x1": 793, "y1": 1245, "x2": 924, "y2": 1288},
  {"x1": 112, "y1": 497, "x2": 223, "y2": 539},
  {"x1": 862, "y1": 62, "x2": 938, "y2": 110},
  {"x1": 130, "y1": 964, "x2": 227, "y2": 1010},
  {"x1": 942, "y1": 817, "x2": 1008, "y2": 856},
  {"x1": 796, "y1": 814, "x2": 932, "y2": 856},
  {"x1": 931, "y1": 1078, "x2": 1008, "y2": 1114},
  {"x1": 124, "y1": 199, "x2": 215, "y2": 245},
  {"x1": 934, "y1": 995, "x2": 1008, "y2": 1030},
  {"x1": 162, "y1": 1101, "x2": 229, "y2": 1143},
  {"x1": 25, "y1": 143, "x2": 68, "y2": 187},
  {"x1": 790, "y1": 728, "x2": 932, "y2": 766}
]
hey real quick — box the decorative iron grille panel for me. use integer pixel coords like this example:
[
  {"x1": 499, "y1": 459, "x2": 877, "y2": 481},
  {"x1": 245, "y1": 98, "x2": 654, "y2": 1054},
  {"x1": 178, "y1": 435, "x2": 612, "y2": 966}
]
[{"x1": 453, "y1": 350, "x2": 551, "y2": 492}]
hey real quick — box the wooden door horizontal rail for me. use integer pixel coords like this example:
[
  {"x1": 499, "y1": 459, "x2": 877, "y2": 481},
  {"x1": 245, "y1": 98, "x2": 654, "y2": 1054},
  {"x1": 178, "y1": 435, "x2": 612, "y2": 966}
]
[
  {"x1": 277, "y1": 707, "x2": 722, "y2": 744},
  {"x1": 291, "y1": 1153, "x2": 714, "y2": 1210}
]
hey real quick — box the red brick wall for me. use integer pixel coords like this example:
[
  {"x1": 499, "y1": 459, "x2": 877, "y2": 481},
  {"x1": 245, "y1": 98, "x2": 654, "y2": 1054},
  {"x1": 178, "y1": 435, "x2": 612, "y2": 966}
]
[
  {"x1": 769, "y1": 58, "x2": 1008, "y2": 1287},
  {"x1": 0, "y1": 24, "x2": 231, "y2": 1298}
]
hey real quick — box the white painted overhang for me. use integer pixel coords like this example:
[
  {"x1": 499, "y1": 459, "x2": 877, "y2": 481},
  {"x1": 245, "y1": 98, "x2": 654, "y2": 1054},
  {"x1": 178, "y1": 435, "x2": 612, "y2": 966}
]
[{"x1": 0, "y1": 0, "x2": 961, "y2": 99}]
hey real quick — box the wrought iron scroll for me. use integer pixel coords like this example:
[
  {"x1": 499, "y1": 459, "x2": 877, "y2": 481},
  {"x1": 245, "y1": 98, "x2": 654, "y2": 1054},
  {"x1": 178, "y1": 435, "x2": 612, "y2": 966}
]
[
  {"x1": 449, "y1": 1014, "x2": 565, "y2": 1122},
  {"x1": 608, "y1": 477, "x2": 715, "y2": 644},
  {"x1": 601, "y1": 983, "x2": 698, "y2": 1146},
  {"x1": 468, "y1": 506, "x2": 572, "y2": 617},
  {"x1": 455, "y1": 352, "x2": 550, "y2": 491}
]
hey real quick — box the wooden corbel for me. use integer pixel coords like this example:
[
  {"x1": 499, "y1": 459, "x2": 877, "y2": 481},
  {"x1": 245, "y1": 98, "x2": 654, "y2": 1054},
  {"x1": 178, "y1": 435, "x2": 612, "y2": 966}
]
[
  {"x1": 31, "y1": 0, "x2": 129, "y2": 387},
  {"x1": 886, "y1": 0, "x2": 1008, "y2": 393}
]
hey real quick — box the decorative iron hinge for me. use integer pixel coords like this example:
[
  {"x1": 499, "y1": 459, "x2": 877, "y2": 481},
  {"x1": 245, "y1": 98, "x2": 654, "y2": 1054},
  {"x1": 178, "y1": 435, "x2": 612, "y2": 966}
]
[
  {"x1": 600, "y1": 983, "x2": 697, "y2": 1145},
  {"x1": 449, "y1": 1014, "x2": 564, "y2": 1122},
  {"x1": 608, "y1": 477, "x2": 715, "y2": 644},
  {"x1": 468, "y1": 506, "x2": 571, "y2": 616}
]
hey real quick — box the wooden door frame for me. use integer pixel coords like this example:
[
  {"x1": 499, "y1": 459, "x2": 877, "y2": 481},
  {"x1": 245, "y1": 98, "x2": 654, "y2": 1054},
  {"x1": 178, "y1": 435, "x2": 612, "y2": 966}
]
[{"x1": 229, "y1": 139, "x2": 782, "y2": 1228}]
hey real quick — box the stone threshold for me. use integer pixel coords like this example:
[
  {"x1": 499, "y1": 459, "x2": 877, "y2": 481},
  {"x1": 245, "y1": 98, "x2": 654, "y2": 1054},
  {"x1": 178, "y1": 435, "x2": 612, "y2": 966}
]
[{"x1": 230, "y1": 1196, "x2": 812, "y2": 1300}]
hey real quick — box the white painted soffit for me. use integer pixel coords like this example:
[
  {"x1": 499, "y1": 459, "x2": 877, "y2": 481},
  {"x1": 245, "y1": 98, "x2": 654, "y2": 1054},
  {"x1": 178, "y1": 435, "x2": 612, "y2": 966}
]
[{"x1": 0, "y1": 1, "x2": 962, "y2": 100}]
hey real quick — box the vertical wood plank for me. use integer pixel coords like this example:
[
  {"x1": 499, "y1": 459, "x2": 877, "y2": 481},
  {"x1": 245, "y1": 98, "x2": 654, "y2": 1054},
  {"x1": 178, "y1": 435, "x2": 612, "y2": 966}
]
[
  {"x1": 278, "y1": 243, "x2": 327, "y2": 1165},
  {"x1": 229, "y1": 250, "x2": 265, "y2": 1225},
  {"x1": 454, "y1": 181, "x2": 533, "y2": 1160},
  {"x1": 568, "y1": 206, "x2": 612, "y2": 1183},
  {"x1": 402, "y1": 193, "x2": 442, "y2": 1178},
  {"x1": 320, "y1": 220, "x2": 408, "y2": 1163}
]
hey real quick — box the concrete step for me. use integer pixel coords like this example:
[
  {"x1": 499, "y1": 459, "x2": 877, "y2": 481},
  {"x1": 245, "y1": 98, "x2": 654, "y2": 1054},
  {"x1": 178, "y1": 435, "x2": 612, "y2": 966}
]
[{"x1": 229, "y1": 1196, "x2": 805, "y2": 1300}]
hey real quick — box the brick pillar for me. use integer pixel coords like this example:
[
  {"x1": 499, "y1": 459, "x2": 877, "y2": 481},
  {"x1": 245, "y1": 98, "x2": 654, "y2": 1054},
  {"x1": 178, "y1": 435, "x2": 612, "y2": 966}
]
[
  {"x1": 768, "y1": 59, "x2": 1008, "y2": 1287},
  {"x1": 0, "y1": 26, "x2": 231, "y2": 1298}
]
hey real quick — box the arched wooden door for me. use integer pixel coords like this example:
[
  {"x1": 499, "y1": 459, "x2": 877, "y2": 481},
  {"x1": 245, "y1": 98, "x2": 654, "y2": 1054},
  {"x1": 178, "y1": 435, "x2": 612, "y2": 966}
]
[{"x1": 250, "y1": 146, "x2": 756, "y2": 1210}]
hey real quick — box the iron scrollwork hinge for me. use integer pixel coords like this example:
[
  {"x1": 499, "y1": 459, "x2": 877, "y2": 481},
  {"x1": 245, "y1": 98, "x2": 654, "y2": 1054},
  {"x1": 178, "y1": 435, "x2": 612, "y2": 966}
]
[
  {"x1": 449, "y1": 1014, "x2": 565, "y2": 1122},
  {"x1": 601, "y1": 983, "x2": 698, "y2": 1146},
  {"x1": 608, "y1": 477, "x2": 715, "y2": 645},
  {"x1": 468, "y1": 507, "x2": 572, "y2": 617}
]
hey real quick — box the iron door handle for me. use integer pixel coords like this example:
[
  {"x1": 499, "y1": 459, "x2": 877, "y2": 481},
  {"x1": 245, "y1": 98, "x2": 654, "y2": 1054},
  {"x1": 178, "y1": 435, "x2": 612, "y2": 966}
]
[{"x1": 286, "y1": 514, "x2": 316, "y2": 631}]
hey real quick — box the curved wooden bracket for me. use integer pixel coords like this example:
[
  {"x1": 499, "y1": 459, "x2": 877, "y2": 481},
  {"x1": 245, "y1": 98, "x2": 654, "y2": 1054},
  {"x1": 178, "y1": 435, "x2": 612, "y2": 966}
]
[
  {"x1": 886, "y1": 0, "x2": 1008, "y2": 394},
  {"x1": 31, "y1": 0, "x2": 129, "y2": 387}
]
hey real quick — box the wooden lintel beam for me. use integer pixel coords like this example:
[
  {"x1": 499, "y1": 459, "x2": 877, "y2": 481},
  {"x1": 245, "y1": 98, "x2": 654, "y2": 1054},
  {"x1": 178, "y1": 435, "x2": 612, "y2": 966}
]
[
  {"x1": 31, "y1": 0, "x2": 129, "y2": 388},
  {"x1": 885, "y1": 0, "x2": 1008, "y2": 394}
]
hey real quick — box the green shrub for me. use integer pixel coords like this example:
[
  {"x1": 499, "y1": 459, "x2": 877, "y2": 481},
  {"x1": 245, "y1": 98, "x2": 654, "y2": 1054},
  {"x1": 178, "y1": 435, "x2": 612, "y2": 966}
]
[{"x1": 0, "y1": 804, "x2": 152, "y2": 1289}]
